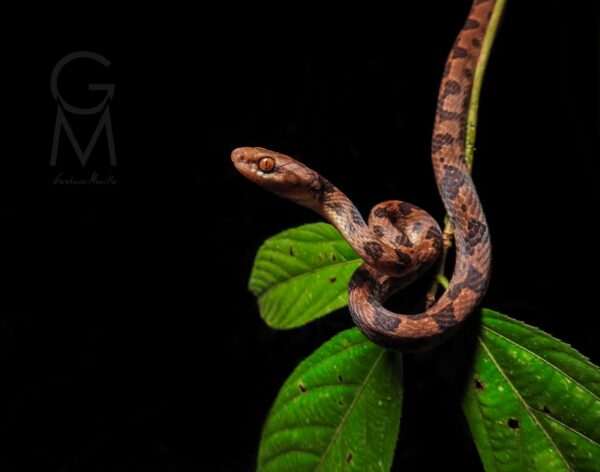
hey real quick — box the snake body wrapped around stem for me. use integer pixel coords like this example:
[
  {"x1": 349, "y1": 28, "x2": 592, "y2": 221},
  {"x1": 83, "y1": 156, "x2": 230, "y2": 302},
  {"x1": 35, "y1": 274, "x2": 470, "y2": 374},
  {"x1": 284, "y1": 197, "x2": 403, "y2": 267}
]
[{"x1": 232, "y1": 0, "x2": 494, "y2": 351}]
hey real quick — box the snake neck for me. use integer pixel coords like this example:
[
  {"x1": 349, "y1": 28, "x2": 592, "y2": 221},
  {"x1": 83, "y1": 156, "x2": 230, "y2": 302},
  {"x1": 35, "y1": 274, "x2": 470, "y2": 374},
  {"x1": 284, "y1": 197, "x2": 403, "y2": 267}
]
[{"x1": 314, "y1": 185, "x2": 417, "y2": 278}]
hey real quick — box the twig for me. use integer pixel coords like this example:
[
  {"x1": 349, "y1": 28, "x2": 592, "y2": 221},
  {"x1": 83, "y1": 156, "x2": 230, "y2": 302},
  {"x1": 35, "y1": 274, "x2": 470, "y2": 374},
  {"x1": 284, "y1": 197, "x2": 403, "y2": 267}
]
[{"x1": 425, "y1": 0, "x2": 507, "y2": 308}]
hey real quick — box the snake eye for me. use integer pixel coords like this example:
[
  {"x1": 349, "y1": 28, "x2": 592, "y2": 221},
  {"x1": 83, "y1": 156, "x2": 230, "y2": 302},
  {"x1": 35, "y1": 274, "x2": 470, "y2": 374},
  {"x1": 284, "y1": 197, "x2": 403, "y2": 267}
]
[{"x1": 258, "y1": 157, "x2": 276, "y2": 173}]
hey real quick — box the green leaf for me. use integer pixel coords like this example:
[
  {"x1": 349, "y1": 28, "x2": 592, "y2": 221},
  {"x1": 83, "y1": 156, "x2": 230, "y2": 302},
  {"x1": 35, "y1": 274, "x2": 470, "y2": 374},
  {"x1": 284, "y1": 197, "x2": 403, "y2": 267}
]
[
  {"x1": 464, "y1": 309, "x2": 600, "y2": 471},
  {"x1": 258, "y1": 328, "x2": 402, "y2": 472},
  {"x1": 249, "y1": 223, "x2": 362, "y2": 329}
]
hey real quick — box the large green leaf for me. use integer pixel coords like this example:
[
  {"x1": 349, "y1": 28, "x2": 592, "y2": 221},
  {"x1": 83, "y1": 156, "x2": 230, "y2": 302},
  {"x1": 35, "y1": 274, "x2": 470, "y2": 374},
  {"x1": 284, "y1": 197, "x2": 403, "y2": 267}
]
[
  {"x1": 464, "y1": 309, "x2": 600, "y2": 471},
  {"x1": 258, "y1": 328, "x2": 402, "y2": 471},
  {"x1": 249, "y1": 223, "x2": 362, "y2": 329}
]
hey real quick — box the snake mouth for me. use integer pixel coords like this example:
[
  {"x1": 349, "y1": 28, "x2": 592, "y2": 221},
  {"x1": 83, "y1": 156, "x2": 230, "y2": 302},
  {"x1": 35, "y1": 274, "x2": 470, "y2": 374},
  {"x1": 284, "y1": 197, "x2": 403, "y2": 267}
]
[{"x1": 231, "y1": 147, "x2": 250, "y2": 164}]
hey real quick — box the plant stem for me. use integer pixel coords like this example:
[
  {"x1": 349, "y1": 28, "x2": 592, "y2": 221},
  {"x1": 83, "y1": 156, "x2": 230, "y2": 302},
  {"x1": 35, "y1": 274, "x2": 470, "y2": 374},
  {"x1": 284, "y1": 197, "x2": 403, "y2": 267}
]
[{"x1": 425, "y1": 0, "x2": 507, "y2": 308}]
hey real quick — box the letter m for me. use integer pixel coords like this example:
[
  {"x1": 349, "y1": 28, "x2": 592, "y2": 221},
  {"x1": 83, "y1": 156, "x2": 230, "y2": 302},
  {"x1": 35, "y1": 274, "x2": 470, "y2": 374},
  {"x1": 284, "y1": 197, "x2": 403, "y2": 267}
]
[{"x1": 50, "y1": 106, "x2": 117, "y2": 166}]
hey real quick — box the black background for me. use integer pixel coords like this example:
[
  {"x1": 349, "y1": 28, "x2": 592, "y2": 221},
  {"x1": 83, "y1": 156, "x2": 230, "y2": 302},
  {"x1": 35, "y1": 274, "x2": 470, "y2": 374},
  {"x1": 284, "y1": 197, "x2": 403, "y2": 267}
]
[{"x1": 3, "y1": 1, "x2": 599, "y2": 470}]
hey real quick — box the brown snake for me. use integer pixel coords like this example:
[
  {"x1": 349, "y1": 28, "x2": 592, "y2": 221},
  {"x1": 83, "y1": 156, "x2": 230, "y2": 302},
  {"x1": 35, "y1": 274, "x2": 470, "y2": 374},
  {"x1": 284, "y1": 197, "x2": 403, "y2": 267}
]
[{"x1": 232, "y1": 0, "x2": 494, "y2": 351}]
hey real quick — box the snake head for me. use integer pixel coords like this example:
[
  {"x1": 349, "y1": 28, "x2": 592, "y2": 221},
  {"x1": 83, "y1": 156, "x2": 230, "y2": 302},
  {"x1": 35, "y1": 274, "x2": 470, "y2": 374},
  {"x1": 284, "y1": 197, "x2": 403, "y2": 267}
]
[{"x1": 231, "y1": 147, "x2": 324, "y2": 210}]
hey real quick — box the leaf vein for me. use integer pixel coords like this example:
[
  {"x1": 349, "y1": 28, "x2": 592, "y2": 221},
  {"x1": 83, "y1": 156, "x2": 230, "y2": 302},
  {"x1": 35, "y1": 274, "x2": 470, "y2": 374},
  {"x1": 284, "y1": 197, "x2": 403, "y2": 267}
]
[
  {"x1": 478, "y1": 336, "x2": 573, "y2": 471},
  {"x1": 315, "y1": 349, "x2": 387, "y2": 470},
  {"x1": 482, "y1": 325, "x2": 600, "y2": 403}
]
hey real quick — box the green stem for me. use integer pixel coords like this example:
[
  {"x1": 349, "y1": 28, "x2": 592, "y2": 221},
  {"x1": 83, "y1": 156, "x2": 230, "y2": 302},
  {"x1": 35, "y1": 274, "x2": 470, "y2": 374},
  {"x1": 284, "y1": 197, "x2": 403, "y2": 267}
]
[
  {"x1": 425, "y1": 0, "x2": 506, "y2": 307},
  {"x1": 465, "y1": 0, "x2": 507, "y2": 169},
  {"x1": 437, "y1": 274, "x2": 450, "y2": 290}
]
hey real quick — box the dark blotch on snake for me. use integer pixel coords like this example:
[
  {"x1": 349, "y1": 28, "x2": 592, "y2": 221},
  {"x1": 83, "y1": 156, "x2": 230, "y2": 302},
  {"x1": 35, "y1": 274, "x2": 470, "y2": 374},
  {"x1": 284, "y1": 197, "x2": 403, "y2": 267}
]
[
  {"x1": 432, "y1": 133, "x2": 454, "y2": 153},
  {"x1": 431, "y1": 304, "x2": 457, "y2": 329},
  {"x1": 364, "y1": 241, "x2": 384, "y2": 261},
  {"x1": 462, "y1": 265, "x2": 487, "y2": 292},
  {"x1": 442, "y1": 165, "x2": 466, "y2": 200},
  {"x1": 466, "y1": 218, "x2": 488, "y2": 251},
  {"x1": 373, "y1": 312, "x2": 401, "y2": 331},
  {"x1": 452, "y1": 46, "x2": 469, "y2": 58},
  {"x1": 373, "y1": 225, "x2": 385, "y2": 238},
  {"x1": 374, "y1": 206, "x2": 398, "y2": 225},
  {"x1": 314, "y1": 175, "x2": 335, "y2": 203},
  {"x1": 398, "y1": 202, "x2": 417, "y2": 216},
  {"x1": 348, "y1": 268, "x2": 375, "y2": 290},
  {"x1": 464, "y1": 18, "x2": 480, "y2": 29},
  {"x1": 425, "y1": 227, "x2": 443, "y2": 251},
  {"x1": 327, "y1": 201, "x2": 345, "y2": 216},
  {"x1": 443, "y1": 80, "x2": 462, "y2": 97},
  {"x1": 437, "y1": 107, "x2": 463, "y2": 122},
  {"x1": 395, "y1": 233, "x2": 412, "y2": 247},
  {"x1": 394, "y1": 249, "x2": 412, "y2": 267},
  {"x1": 446, "y1": 266, "x2": 485, "y2": 300},
  {"x1": 349, "y1": 206, "x2": 365, "y2": 227}
]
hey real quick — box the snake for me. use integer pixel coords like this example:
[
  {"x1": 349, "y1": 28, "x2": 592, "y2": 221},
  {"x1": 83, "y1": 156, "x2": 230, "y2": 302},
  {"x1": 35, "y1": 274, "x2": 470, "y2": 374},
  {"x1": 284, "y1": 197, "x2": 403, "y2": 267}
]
[{"x1": 231, "y1": 0, "x2": 494, "y2": 351}]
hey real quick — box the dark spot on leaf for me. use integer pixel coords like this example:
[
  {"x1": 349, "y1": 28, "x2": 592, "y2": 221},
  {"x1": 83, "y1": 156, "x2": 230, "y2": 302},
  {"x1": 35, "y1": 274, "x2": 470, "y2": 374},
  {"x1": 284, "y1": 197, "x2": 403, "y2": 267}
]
[
  {"x1": 346, "y1": 453, "x2": 353, "y2": 463},
  {"x1": 298, "y1": 383, "x2": 307, "y2": 393},
  {"x1": 289, "y1": 246, "x2": 294, "y2": 256},
  {"x1": 542, "y1": 405, "x2": 551, "y2": 414},
  {"x1": 332, "y1": 254, "x2": 336, "y2": 261},
  {"x1": 508, "y1": 418, "x2": 519, "y2": 429},
  {"x1": 474, "y1": 378, "x2": 484, "y2": 391},
  {"x1": 330, "y1": 277, "x2": 337, "y2": 283},
  {"x1": 338, "y1": 399, "x2": 345, "y2": 406},
  {"x1": 338, "y1": 374, "x2": 343, "y2": 383}
]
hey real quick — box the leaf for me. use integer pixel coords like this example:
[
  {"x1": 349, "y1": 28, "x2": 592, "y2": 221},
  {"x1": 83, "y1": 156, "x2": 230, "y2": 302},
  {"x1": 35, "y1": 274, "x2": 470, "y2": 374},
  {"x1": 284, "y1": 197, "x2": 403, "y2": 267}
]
[
  {"x1": 249, "y1": 223, "x2": 362, "y2": 329},
  {"x1": 257, "y1": 328, "x2": 402, "y2": 472},
  {"x1": 464, "y1": 309, "x2": 600, "y2": 471}
]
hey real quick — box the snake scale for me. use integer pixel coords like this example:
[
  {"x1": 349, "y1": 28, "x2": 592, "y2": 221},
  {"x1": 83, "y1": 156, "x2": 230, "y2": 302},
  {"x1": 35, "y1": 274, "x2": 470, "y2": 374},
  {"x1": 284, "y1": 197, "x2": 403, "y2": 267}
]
[{"x1": 232, "y1": 0, "x2": 494, "y2": 351}]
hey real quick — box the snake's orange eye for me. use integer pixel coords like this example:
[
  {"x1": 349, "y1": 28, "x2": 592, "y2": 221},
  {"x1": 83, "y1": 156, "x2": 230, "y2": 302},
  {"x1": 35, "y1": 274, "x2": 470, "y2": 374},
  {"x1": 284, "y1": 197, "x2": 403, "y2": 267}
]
[{"x1": 258, "y1": 157, "x2": 276, "y2": 173}]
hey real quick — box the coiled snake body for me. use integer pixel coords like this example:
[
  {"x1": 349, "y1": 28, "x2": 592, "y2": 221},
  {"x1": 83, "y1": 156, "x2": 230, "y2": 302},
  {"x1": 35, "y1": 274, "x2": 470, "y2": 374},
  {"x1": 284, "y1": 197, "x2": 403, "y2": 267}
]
[{"x1": 232, "y1": 0, "x2": 494, "y2": 351}]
